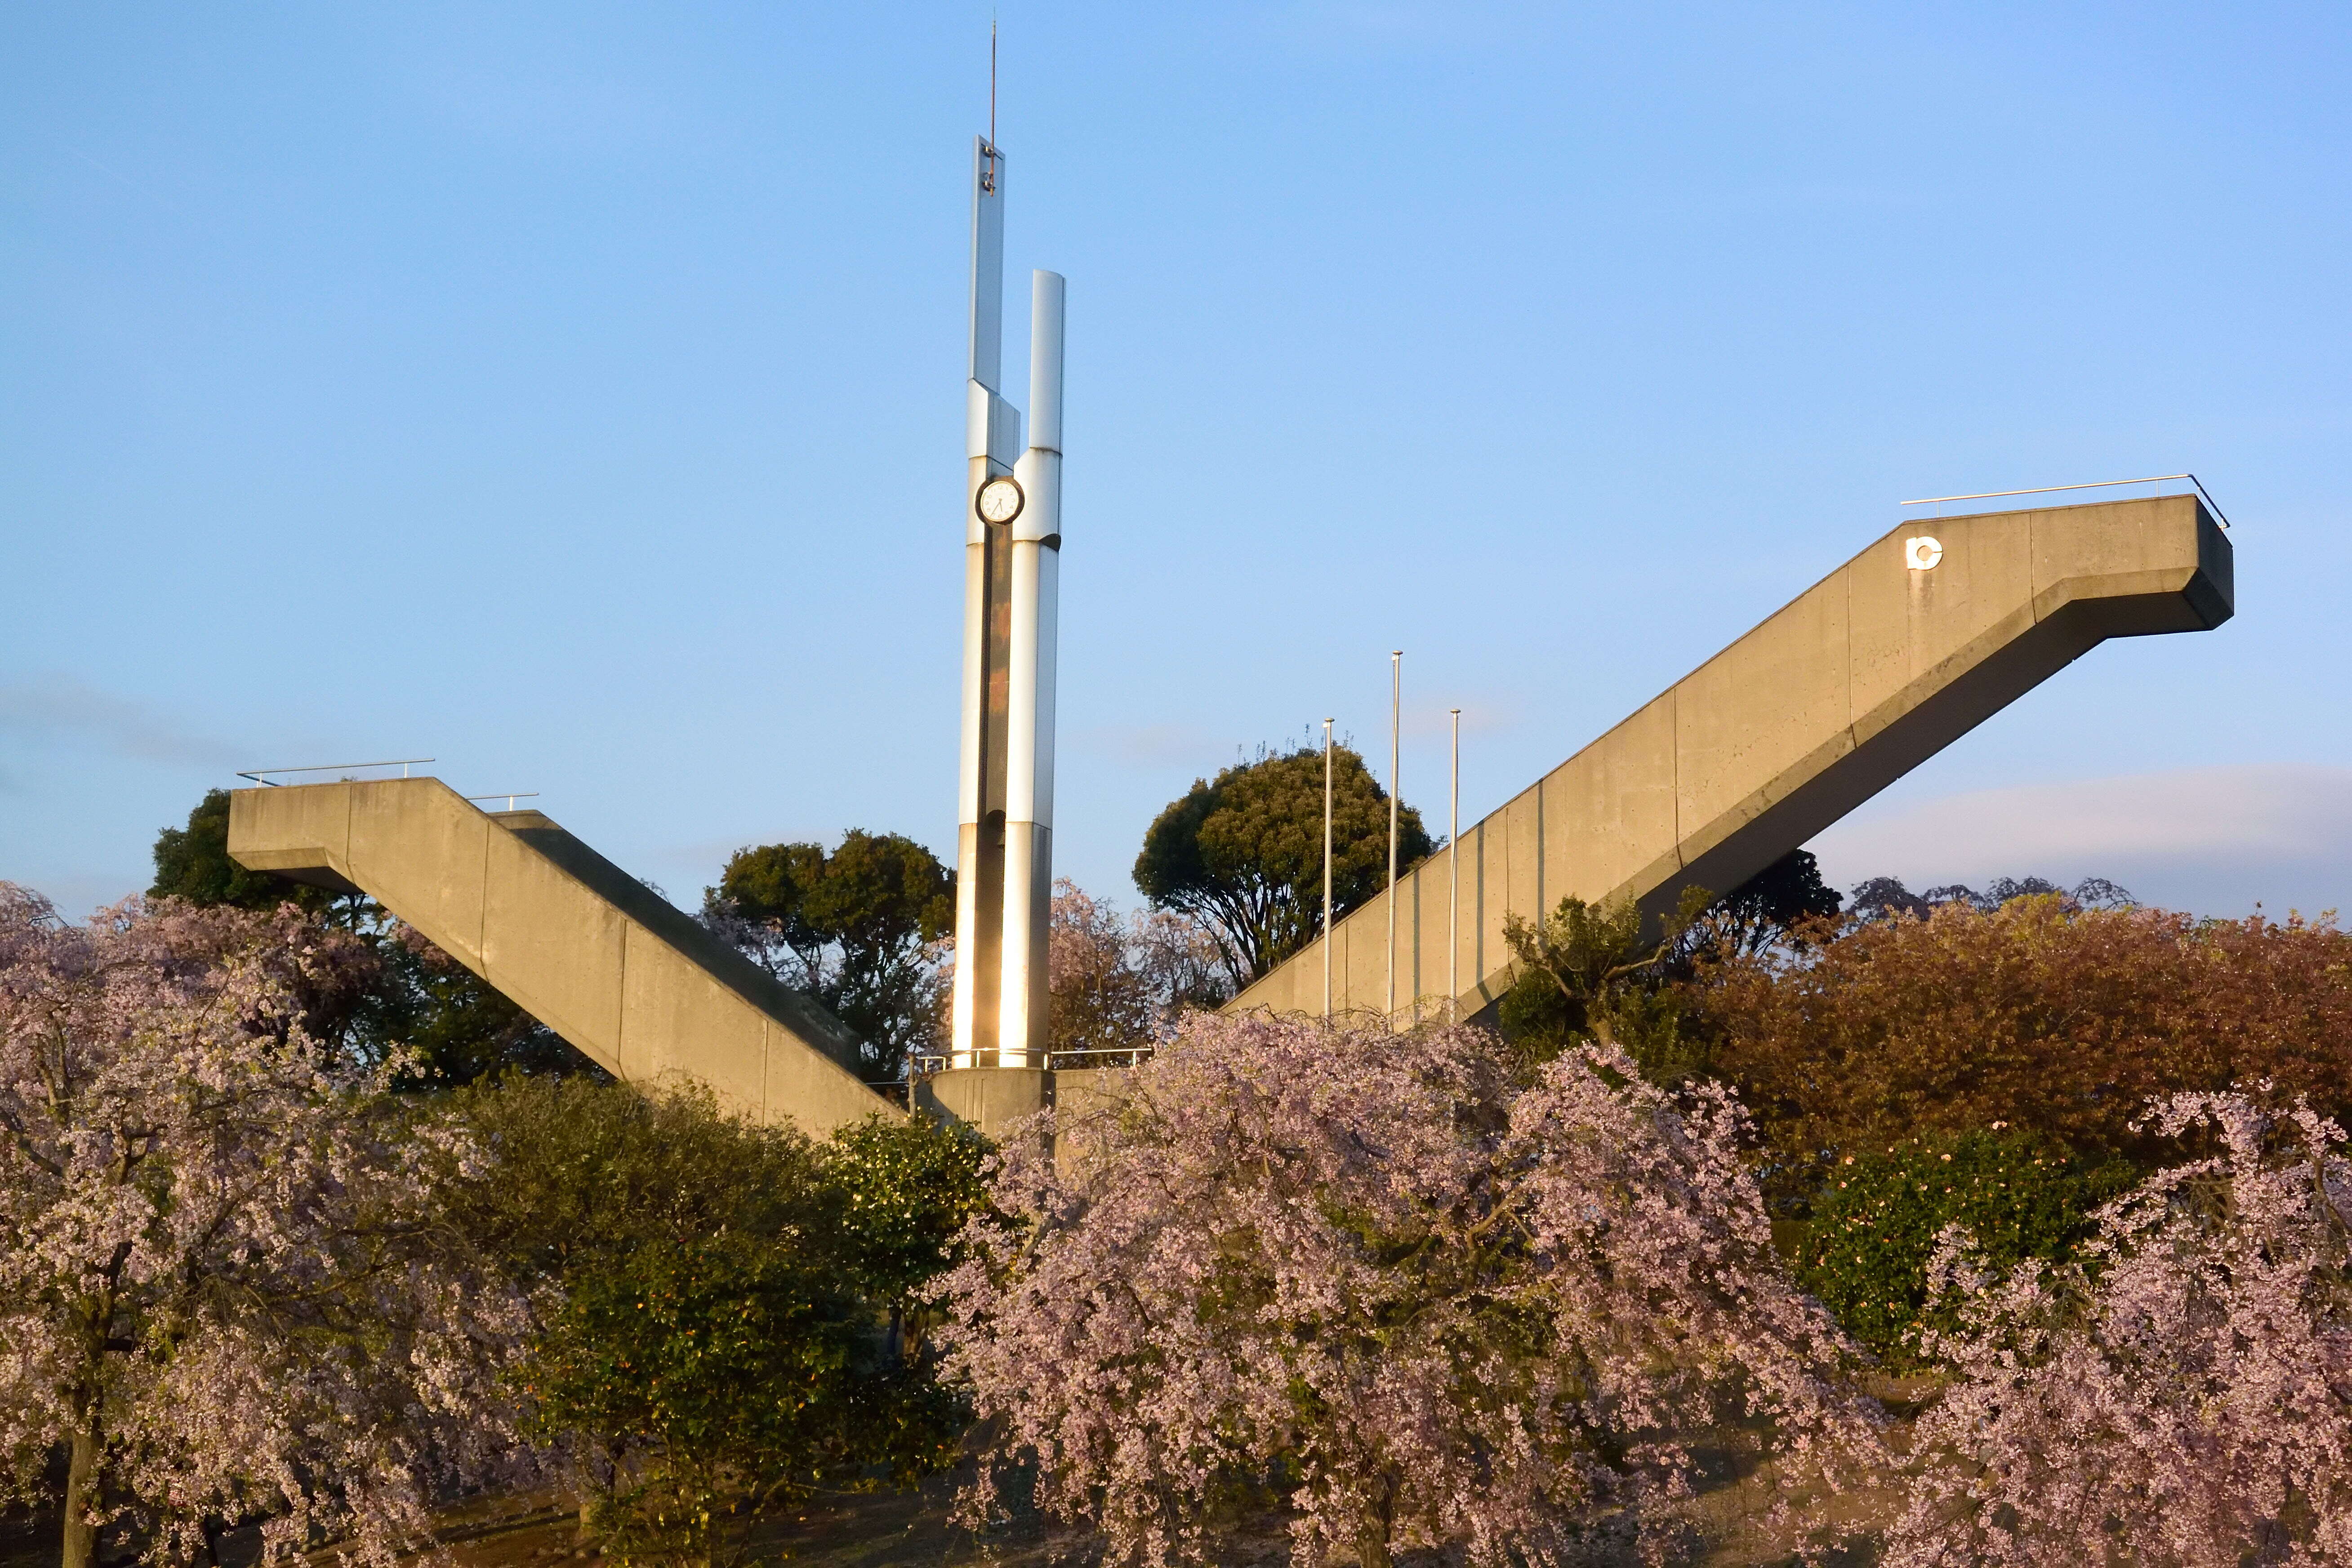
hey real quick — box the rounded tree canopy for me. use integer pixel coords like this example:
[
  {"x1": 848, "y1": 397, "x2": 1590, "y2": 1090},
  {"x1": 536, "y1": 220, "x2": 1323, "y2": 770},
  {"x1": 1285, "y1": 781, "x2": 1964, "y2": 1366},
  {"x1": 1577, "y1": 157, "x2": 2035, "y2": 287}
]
[
  {"x1": 717, "y1": 830, "x2": 954, "y2": 956},
  {"x1": 1133, "y1": 744, "x2": 1432, "y2": 989}
]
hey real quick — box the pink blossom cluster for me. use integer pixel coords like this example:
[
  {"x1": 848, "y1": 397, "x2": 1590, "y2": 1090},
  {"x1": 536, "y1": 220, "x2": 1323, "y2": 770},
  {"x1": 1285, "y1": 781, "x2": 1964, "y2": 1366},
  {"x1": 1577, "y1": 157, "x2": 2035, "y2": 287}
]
[
  {"x1": 933, "y1": 1010, "x2": 1879, "y2": 1567},
  {"x1": 1045, "y1": 880, "x2": 1226, "y2": 1060},
  {"x1": 1891, "y1": 1090, "x2": 2352, "y2": 1566},
  {"x1": 0, "y1": 885, "x2": 531, "y2": 1568}
]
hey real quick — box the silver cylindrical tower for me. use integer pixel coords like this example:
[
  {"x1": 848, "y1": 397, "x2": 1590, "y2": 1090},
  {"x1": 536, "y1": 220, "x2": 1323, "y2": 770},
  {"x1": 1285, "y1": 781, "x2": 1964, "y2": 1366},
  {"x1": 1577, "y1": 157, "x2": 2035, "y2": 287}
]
[
  {"x1": 950, "y1": 133, "x2": 1064, "y2": 1073},
  {"x1": 998, "y1": 269, "x2": 1064, "y2": 1064},
  {"x1": 952, "y1": 134, "x2": 1009, "y2": 1069}
]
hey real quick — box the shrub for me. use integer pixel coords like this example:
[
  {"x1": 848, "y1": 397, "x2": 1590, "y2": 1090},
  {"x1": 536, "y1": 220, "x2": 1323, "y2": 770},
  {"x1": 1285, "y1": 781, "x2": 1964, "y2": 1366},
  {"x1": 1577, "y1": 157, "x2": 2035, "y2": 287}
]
[
  {"x1": 820, "y1": 1112, "x2": 991, "y2": 1360},
  {"x1": 1693, "y1": 898, "x2": 2352, "y2": 1198},
  {"x1": 1798, "y1": 1128, "x2": 2133, "y2": 1356},
  {"x1": 521, "y1": 1234, "x2": 870, "y2": 1566},
  {"x1": 447, "y1": 1079, "x2": 968, "y2": 1566}
]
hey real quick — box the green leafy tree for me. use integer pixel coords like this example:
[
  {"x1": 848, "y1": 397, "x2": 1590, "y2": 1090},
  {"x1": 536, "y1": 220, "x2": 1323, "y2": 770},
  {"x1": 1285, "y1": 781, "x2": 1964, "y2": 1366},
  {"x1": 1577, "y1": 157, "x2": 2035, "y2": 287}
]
[
  {"x1": 1687, "y1": 848, "x2": 1842, "y2": 958},
  {"x1": 1497, "y1": 887, "x2": 1713, "y2": 1084},
  {"x1": 705, "y1": 832, "x2": 953, "y2": 1082},
  {"x1": 446, "y1": 1077, "x2": 963, "y2": 1566},
  {"x1": 820, "y1": 1114, "x2": 992, "y2": 1361},
  {"x1": 1132, "y1": 744, "x2": 1432, "y2": 992}
]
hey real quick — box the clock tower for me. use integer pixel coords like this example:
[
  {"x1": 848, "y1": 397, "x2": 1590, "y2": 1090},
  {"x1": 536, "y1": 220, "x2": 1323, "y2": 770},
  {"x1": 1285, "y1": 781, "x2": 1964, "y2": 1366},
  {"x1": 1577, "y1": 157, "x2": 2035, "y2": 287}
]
[{"x1": 949, "y1": 132, "x2": 1065, "y2": 1076}]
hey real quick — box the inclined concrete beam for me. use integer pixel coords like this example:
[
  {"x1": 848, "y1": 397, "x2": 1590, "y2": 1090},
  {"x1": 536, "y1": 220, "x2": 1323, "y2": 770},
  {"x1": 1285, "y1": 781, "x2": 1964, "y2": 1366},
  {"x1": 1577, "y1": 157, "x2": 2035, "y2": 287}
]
[
  {"x1": 1232, "y1": 494, "x2": 2234, "y2": 1023},
  {"x1": 229, "y1": 778, "x2": 895, "y2": 1136}
]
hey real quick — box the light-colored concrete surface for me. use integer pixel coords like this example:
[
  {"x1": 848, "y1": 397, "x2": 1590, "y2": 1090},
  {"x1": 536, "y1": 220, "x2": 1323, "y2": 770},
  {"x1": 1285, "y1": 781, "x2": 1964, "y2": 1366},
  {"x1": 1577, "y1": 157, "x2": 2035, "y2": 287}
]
[
  {"x1": 1044, "y1": 1065, "x2": 1130, "y2": 1122},
  {"x1": 1231, "y1": 494, "x2": 2234, "y2": 1024},
  {"x1": 913, "y1": 1063, "x2": 1136, "y2": 1154},
  {"x1": 229, "y1": 779, "x2": 895, "y2": 1136},
  {"x1": 917, "y1": 1066, "x2": 1049, "y2": 1139},
  {"x1": 1041, "y1": 1064, "x2": 1134, "y2": 1167}
]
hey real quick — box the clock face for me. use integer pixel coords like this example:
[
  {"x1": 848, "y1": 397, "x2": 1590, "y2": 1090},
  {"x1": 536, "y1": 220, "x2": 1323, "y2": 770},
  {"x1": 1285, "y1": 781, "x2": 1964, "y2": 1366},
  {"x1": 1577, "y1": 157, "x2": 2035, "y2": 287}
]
[{"x1": 976, "y1": 476, "x2": 1025, "y2": 525}]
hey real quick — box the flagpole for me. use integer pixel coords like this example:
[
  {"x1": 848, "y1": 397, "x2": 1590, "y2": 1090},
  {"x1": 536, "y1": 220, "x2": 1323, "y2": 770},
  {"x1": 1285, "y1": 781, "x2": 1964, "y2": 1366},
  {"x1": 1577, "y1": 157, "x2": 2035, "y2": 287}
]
[
  {"x1": 1322, "y1": 717, "x2": 1334, "y2": 1022},
  {"x1": 1387, "y1": 650, "x2": 1401, "y2": 1022},
  {"x1": 1449, "y1": 706, "x2": 1460, "y2": 1023}
]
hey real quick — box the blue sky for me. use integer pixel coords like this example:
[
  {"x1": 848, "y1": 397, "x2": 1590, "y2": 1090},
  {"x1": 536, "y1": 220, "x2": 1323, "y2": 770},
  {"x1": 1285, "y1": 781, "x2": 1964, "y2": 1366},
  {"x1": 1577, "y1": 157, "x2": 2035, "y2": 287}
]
[{"x1": 4, "y1": 2, "x2": 2348, "y2": 921}]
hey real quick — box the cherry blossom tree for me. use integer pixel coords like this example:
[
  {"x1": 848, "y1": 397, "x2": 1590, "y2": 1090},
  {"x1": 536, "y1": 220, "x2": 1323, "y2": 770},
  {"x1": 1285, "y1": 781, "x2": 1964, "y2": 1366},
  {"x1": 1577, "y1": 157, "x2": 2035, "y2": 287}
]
[
  {"x1": 935, "y1": 1011, "x2": 1878, "y2": 1568},
  {"x1": 0, "y1": 885, "x2": 530, "y2": 1568},
  {"x1": 1890, "y1": 1091, "x2": 2352, "y2": 1566},
  {"x1": 1047, "y1": 881, "x2": 1225, "y2": 1064}
]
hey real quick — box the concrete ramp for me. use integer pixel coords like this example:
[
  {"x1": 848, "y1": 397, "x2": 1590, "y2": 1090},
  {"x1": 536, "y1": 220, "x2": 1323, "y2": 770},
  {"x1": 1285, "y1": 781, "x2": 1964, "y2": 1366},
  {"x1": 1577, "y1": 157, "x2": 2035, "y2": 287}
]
[
  {"x1": 229, "y1": 778, "x2": 895, "y2": 1134},
  {"x1": 1232, "y1": 493, "x2": 2235, "y2": 1022}
]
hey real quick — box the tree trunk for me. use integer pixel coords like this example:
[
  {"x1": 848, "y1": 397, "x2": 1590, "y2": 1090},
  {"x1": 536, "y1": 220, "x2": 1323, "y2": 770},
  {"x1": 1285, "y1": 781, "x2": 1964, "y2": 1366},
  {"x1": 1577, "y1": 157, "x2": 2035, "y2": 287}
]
[
  {"x1": 1355, "y1": 1469, "x2": 1399, "y2": 1568},
  {"x1": 62, "y1": 1421, "x2": 99, "y2": 1568}
]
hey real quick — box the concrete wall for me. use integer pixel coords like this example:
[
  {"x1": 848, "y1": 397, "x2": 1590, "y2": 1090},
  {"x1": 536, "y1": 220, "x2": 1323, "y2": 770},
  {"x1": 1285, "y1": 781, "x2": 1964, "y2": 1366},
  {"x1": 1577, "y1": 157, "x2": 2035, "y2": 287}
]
[
  {"x1": 914, "y1": 1063, "x2": 1134, "y2": 1162},
  {"x1": 1232, "y1": 494, "x2": 2234, "y2": 1023},
  {"x1": 229, "y1": 778, "x2": 896, "y2": 1136}
]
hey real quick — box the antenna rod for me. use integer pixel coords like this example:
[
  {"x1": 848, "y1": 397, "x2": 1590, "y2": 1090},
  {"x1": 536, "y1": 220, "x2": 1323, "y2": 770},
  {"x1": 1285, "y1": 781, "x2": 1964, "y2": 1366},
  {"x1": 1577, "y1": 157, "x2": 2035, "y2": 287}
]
[{"x1": 990, "y1": 18, "x2": 998, "y2": 151}]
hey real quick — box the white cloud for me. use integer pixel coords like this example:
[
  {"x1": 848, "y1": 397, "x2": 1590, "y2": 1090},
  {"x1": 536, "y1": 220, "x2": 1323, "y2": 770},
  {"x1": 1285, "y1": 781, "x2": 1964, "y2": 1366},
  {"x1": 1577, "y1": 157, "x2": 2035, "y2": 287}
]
[
  {"x1": 1807, "y1": 765, "x2": 2352, "y2": 918},
  {"x1": 0, "y1": 675, "x2": 244, "y2": 771}
]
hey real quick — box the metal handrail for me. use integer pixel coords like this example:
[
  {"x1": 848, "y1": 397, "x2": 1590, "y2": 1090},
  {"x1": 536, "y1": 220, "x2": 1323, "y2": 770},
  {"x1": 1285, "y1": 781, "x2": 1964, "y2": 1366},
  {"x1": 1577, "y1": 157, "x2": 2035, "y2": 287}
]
[
  {"x1": 1900, "y1": 473, "x2": 2231, "y2": 530},
  {"x1": 908, "y1": 1045, "x2": 1158, "y2": 1077},
  {"x1": 466, "y1": 792, "x2": 541, "y2": 811},
  {"x1": 238, "y1": 757, "x2": 434, "y2": 786}
]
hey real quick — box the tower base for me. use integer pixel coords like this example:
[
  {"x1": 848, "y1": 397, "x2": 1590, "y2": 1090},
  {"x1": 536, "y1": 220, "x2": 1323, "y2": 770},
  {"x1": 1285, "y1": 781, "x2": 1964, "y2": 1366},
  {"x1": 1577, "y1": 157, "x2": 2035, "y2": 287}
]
[{"x1": 917, "y1": 1066, "x2": 1049, "y2": 1139}]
